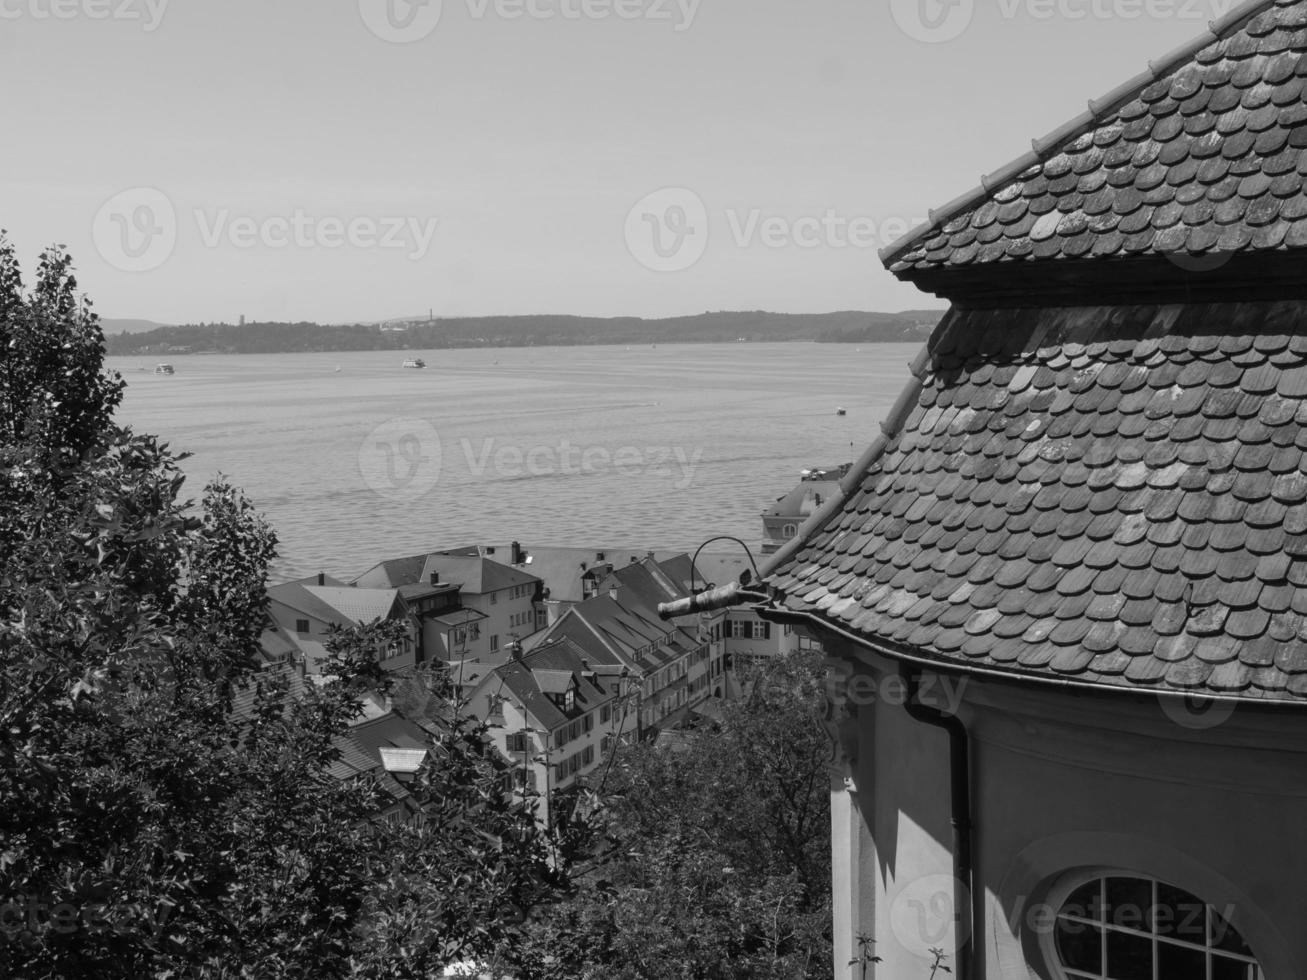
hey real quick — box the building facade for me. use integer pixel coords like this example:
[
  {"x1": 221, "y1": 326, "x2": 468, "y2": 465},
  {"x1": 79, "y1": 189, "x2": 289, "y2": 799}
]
[{"x1": 760, "y1": 4, "x2": 1307, "y2": 977}]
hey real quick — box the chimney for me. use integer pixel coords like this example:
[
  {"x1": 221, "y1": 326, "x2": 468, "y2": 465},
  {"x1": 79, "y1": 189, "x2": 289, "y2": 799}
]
[
  {"x1": 596, "y1": 551, "x2": 605, "y2": 562},
  {"x1": 511, "y1": 541, "x2": 524, "y2": 564},
  {"x1": 510, "y1": 639, "x2": 524, "y2": 660},
  {"x1": 430, "y1": 572, "x2": 440, "y2": 585},
  {"x1": 317, "y1": 572, "x2": 325, "y2": 586}
]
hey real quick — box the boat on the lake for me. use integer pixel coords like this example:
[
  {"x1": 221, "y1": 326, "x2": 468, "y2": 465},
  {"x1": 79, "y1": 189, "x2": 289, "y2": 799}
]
[
  {"x1": 401, "y1": 357, "x2": 426, "y2": 369},
  {"x1": 154, "y1": 363, "x2": 175, "y2": 375}
]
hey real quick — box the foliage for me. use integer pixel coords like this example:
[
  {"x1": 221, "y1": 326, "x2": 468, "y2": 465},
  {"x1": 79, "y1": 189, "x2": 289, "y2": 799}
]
[
  {"x1": 0, "y1": 236, "x2": 563, "y2": 977},
  {"x1": 508, "y1": 650, "x2": 834, "y2": 980}
]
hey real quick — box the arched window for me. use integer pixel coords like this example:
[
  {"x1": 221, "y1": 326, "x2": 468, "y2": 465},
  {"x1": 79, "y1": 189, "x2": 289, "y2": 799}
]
[
  {"x1": 1046, "y1": 874, "x2": 1263, "y2": 980},
  {"x1": 782, "y1": 523, "x2": 798, "y2": 538}
]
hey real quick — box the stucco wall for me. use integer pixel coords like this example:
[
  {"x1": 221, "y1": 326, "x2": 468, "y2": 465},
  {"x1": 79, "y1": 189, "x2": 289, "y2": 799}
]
[{"x1": 829, "y1": 640, "x2": 1307, "y2": 980}]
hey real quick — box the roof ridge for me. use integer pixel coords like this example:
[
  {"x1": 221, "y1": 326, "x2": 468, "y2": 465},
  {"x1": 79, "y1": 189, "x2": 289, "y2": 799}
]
[{"x1": 878, "y1": 0, "x2": 1277, "y2": 268}]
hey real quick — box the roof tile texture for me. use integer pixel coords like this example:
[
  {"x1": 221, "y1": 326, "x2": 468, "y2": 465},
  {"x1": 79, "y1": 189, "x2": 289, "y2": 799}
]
[
  {"x1": 767, "y1": 303, "x2": 1307, "y2": 701},
  {"x1": 891, "y1": 0, "x2": 1307, "y2": 273}
]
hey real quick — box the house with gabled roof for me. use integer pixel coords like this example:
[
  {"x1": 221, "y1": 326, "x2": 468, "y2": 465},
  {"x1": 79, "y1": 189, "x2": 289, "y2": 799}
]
[
  {"x1": 733, "y1": 3, "x2": 1307, "y2": 978},
  {"x1": 266, "y1": 573, "x2": 419, "y2": 674},
  {"x1": 353, "y1": 551, "x2": 542, "y2": 662},
  {"x1": 535, "y1": 557, "x2": 729, "y2": 734},
  {"x1": 463, "y1": 635, "x2": 620, "y2": 827}
]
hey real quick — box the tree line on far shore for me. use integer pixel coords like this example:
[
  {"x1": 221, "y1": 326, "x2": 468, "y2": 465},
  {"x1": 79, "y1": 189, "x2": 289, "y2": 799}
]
[{"x1": 104, "y1": 310, "x2": 944, "y2": 356}]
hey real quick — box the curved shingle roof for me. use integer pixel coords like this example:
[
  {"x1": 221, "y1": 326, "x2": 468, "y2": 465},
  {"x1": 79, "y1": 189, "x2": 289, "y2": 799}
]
[
  {"x1": 886, "y1": 0, "x2": 1307, "y2": 276},
  {"x1": 767, "y1": 304, "x2": 1307, "y2": 701}
]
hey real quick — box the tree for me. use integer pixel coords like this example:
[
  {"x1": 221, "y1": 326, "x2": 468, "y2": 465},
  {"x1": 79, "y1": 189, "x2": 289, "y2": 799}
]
[
  {"x1": 510, "y1": 651, "x2": 834, "y2": 980},
  {"x1": 0, "y1": 237, "x2": 564, "y2": 978}
]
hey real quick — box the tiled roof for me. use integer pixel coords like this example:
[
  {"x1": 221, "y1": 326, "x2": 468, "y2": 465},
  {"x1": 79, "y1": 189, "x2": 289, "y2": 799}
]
[
  {"x1": 886, "y1": 0, "x2": 1307, "y2": 277},
  {"x1": 767, "y1": 303, "x2": 1307, "y2": 702},
  {"x1": 487, "y1": 637, "x2": 613, "y2": 731},
  {"x1": 302, "y1": 586, "x2": 403, "y2": 626}
]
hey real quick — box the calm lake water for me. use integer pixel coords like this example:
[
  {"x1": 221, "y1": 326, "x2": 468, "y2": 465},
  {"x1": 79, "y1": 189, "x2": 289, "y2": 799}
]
[{"x1": 106, "y1": 343, "x2": 919, "y2": 582}]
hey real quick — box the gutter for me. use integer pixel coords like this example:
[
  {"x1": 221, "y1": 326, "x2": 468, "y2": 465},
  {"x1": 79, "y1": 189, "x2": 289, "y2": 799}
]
[
  {"x1": 877, "y1": 0, "x2": 1275, "y2": 270},
  {"x1": 903, "y1": 666, "x2": 974, "y2": 980}
]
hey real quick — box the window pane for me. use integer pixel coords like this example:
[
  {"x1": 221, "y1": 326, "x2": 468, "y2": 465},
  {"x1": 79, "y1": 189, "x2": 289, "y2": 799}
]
[
  {"x1": 1106, "y1": 877, "x2": 1153, "y2": 934},
  {"x1": 1156, "y1": 883, "x2": 1207, "y2": 946},
  {"x1": 1157, "y1": 938, "x2": 1205, "y2": 977},
  {"x1": 1056, "y1": 920, "x2": 1102, "y2": 974},
  {"x1": 1107, "y1": 928, "x2": 1153, "y2": 979},
  {"x1": 1211, "y1": 956, "x2": 1259, "y2": 980},
  {"x1": 1209, "y1": 908, "x2": 1255, "y2": 957},
  {"x1": 1062, "y1": 880, "x2": 1104, "y2": 922}
]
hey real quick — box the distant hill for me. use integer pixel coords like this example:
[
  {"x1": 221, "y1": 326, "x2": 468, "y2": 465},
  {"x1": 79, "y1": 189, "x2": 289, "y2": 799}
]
[
  {"x1": 102, "y1": 310, "x2": 948, "y2": 356},
  {"x1": 102, "y1": 318, "x2": 173, "y2": 335}
]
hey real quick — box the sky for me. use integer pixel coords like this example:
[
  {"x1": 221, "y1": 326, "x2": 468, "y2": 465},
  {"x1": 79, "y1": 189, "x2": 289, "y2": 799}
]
[{"x1": 0, "y1": 0, "x2": 1253, "y2": 323}]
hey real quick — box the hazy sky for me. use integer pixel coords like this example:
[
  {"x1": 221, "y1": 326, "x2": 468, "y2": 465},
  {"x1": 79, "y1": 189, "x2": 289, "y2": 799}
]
[{"x1": 1, "y1": 0, "x2": 1247, "y2": 322}]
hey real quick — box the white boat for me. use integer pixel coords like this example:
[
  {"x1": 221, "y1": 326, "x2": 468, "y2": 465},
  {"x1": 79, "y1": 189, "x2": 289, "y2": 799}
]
[
  {"x1": 401, "y1": 357, "x2": 426, "y2": 369},
  {"x1": 154, "y1": 363, "x2": 175, "y2": 375}
]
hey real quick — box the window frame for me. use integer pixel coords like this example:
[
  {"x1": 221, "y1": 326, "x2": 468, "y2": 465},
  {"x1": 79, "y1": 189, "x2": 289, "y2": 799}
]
[{"x1": 1040, "y1": 870, "x2": 1263, "y2": 980}]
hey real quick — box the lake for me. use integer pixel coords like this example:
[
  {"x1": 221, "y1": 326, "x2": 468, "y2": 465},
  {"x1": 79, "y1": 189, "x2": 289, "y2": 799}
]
[{"x1": 106, "y1": 343, "x2": 919, "y2": 582}]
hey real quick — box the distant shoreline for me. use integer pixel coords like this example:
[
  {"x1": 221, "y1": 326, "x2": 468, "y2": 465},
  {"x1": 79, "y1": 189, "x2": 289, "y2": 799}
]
[{"x1": 103, "y1": 310, "x2": 947, "y2": 357}]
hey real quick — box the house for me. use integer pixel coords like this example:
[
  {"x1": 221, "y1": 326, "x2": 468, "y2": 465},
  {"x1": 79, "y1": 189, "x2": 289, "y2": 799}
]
[
  {"x1": 266, "y1": 573, "x2": 420, "y2": 674},
  {"x1": 353, "y1": 551, "x2": 542, "y2": 662},
  {"x1": 489, "y1": 542, "x2": 683, "y2": 626},
  {"x1": 464, "y1": 635, "x2": 621, "y2": 828},
  {"x1": 754, "y1": 3, "x2": 1307, "y2": 977},
  {"x1": 536, "y1": 556, "x2": 728, "y2": 735},
  {"x1": 761, "y1": 465, "x2": 850, "y2": 556}
]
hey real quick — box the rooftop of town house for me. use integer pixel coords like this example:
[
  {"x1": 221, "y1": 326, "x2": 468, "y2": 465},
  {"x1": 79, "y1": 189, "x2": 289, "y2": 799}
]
[
  {"x1": 353, "y1": 551, "x2": 539, "y2": 595},
  {"x1": 767, "y1": 0, "x2": 1307, "y2": 704},
  {"x1": 762, "y1": 467, "x2": 849, "y2": 520},
  {"x1": 487, "y1": 544, "x2": 684, "y2": 603},
  {"x1": 480, "y1": 636, "x2": 615, "y2": 732}
]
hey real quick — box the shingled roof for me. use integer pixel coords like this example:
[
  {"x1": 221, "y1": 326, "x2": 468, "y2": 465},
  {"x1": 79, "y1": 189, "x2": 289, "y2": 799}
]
[
  {"x1": 885, "y1": 0, "x2": 1307, "y2": 301},
  {"x1": 766, "y1": 0, "x2": 1307, "y2": 704}
]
